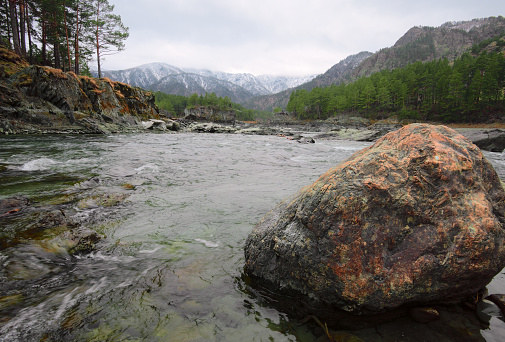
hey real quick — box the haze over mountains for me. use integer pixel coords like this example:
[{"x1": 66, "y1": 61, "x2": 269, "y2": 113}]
[
  {"x1": 101, "y1": 16, "x2": 505, "y2": 111},
  {"x1": 100, "y1": 63, "x2": 315, "y2": 103}
]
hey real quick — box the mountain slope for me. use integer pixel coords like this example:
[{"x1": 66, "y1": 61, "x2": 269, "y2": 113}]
[
  {"x1": 148, "y1": 73, "x2": 255, "y2": 103},
  {"x1": 351, "y1": 16, "x2": 505, "y2": 79},
  {"x1": 297, "y1": 51, "x2": 374, "y2": 90},
  {"x1": 101, "y1": 63, "x2": 315, "y2": 103},
  {"x1": 102, "y1": 63, "x2": 185, "y2": 89},
  {"x1": 242, "y1": 51, "x2": 373, "y2": 111},
  {"x1": 244, "y1": 16, "x2": 505, "y2": 112}
]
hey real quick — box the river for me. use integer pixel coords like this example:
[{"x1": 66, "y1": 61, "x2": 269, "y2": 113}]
[{"x1": 1, "y1": 133, "x2": 505, "y2": 341}]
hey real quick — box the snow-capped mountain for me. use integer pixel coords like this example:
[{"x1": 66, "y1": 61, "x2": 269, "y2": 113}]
[
  {"x1": 102, "y1": 63, "x2": 185, "y2": 89},
  {"x1": 100, "y1": 63, "x2": 316, "y2": 103},
  {"x1": 148, "y1": 73, "x2": 255, "y2": 103}
]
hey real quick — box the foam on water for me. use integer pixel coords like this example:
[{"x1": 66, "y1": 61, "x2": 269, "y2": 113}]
[
  {"x1": 76, "y1": 251, "x2": 135, "y2": 263},
  {"x1": 195, "y1": 238, "x2": 219, "y2": 248},
  {"x1": 135, "y1": 163, "x2": 159, "y2": 173},
  {"x1": 138, "y1": 246, "x2": 163, "y2": 254},
  {"x1": 19, "y1": 157, "x2": 58, "y2": 171}
]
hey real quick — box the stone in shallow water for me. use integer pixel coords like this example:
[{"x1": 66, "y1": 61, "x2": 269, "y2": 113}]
[{"x1": 244, "y1": 123, "x2": 505, "y2": 315}]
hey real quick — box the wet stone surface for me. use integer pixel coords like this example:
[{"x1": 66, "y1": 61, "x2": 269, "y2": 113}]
[
  {"x1": 1, "y1": 132, "x2": 505, "y2": 341},
  {"x1": 245, "y1": 123, "x2": 505, "y2": 315}
]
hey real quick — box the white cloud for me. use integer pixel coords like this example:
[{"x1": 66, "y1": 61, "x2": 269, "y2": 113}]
[{"x1": 101, "y1": 0, "x2": 504, "y2": 75}]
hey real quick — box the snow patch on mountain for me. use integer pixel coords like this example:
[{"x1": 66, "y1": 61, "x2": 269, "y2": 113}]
[{"x1": 101, "y1": 63, "x2": 316, "y2": 102}]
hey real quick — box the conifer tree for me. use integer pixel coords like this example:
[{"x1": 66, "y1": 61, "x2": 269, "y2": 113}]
[
  {"x1": 89, "y1": 0, "x2": 128, "y2": 78},
  {"x1": 8, "y1": 0, "x2": 21, "y2": 55},
  {"x1": 0, "y1": 0, "x2": 11, "y2": 46},
  {"x1": 0, "y1": 0, "x2": 126, "y2": 75}
]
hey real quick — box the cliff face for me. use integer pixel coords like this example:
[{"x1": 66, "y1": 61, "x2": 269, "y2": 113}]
[{"x1": 0, "y1": 46, "x2": 160, "y2": 134}]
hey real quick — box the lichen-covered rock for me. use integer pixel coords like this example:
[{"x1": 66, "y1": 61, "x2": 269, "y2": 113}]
[
  {"x1": 244, "y1": 123, "x2": 505, "y2": 314},
  {"x1": 0, "y1": 45, "x2": 160, "y2": 134}
]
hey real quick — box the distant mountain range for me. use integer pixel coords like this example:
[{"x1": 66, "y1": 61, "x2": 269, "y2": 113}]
[
  {"x1": 241, "y1": 51, "x2": 373, "y2": 111},
  {"x1": 350, "y1": 16, "x2": 505, "y2": 80},
  {"x1": 99, "y1": 63, "x2": 315, "y2": 103},
  {"x1": 245, "y1": 16, "x2": 505, "y2": 111},
  {"x1": 100, "y1": 16, "x2": 505, "y2": 111}
]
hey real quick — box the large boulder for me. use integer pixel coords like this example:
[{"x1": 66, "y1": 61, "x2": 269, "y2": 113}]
[{"x1": 244, "y1": 123, "x2": 505, "y2": 315}]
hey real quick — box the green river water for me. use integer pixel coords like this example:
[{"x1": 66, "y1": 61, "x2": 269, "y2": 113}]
[{"x1": 1, "y1": 133, "x2": 505, "y2": 341}]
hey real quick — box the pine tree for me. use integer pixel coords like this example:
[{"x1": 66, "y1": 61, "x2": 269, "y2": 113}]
[
  {"x1": 7, "y1": 0, "x2": 21, "y2": 55},
  {"x1": 359, "y1": 78, "x2": 376, "y2": 110},
  {"x1": 0, "y1": 0, "x2": 11, "y2": 46},
  {"x1": 70, "y1": 0, "x2": 95, "y2": 74},
  {"x1": 376, "y1": 75, "x2": 392, "y2": 110},
  {"x1": 89, "y1": 0, "x2": 128, "y2": 78}
]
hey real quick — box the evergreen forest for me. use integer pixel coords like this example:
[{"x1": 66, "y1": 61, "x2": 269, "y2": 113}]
[
  {"x1": 287, "y1": 40, "x2": 505, "y2": 123},
  {"x1": 154, "y1": 91, "x2": 271, "y2": 122},
  {"x1": 0, "y1": 0, "x2": 128, "y2": 77}
]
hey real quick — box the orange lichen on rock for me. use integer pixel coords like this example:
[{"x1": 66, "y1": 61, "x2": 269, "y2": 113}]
[
  {"x1": 0, "y1": 47, "x2": 160, "y2": 133},
  {"x1": 40, "y1": 66, "x2": 68, "y2": 79},
  {"x1": 245, "y1": 123, "x2": 505, "y2": 315}
]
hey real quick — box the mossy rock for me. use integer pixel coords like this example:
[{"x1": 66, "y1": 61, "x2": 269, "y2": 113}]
[{"x1": 77, "y1": 193, "x2": 130, "y2": 209}]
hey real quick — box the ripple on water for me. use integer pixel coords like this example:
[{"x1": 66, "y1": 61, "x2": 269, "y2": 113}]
[
  {"x1": 194, "y1": 238, "x2": 220, "y2": 248},
  {"x1": 19, "y1": 158, "x2": 59, "y2": 171},
  {"x1": 2, "y1": 133, "x2": 505, "y2": 342}
]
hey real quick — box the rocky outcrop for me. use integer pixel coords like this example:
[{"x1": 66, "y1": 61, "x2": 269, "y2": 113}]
[
  {"x1": 244, "y1": 123, "x2": 505, "y2": 316},
  {"x1": 184, "y1": 106, "x2": 236, "y2": 124},
  {"x1": 142, "y1": 118, "x2": 180, "y2": 131},
  {"x1": 456, "y1": 128, "x2": 505, "y2": 152},
  {"x1": 185, "y1": 122, "x2": 238, "y2": 133},
  {"x1": 0, "y1": 45, "x2": 161, "y2": 134}
]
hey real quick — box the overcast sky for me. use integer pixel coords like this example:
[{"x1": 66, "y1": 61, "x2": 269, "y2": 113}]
[{"x1": 103, "y1": 0, "x2": 503, "y2": 76}]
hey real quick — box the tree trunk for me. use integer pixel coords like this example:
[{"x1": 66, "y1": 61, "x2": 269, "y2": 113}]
[
  {"x1": 51, "y1": 10, "x2": 61, "y2": 69},
  {"x1": 63, "y1": 0, "x2": 72, "y2": 72},
  {"x1": 8, "y1": 0, "x2": 21, "y2": 56},
  {"x1": 41, "y1": 10, "x2": 47, "y2": 65},
  {"x1": 18, "y1": 0, "x2": 26, "y2": 57},
  {"x1": 2, "y1": 0, "x2": 12, "y2": 46},
  {"x1": 96, "y1": 31, "x2": 101, "y2": 77},
  {"x1": 26, "y1": 1, "x2": 33, "y2": 63},
  {"x1": 95, "y1": 0, "x2": 101, "y2": 78},
  {"x1": 54, "y1": 40, "x2": 61, "y2": 69},
  {"x1": 74, "y1": 2, "x2": 80, "y2": 74}
]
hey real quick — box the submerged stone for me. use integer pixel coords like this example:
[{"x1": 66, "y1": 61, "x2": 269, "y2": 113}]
[{"x1": 244, "y1": 123, "x2": 505, "y2": 314}]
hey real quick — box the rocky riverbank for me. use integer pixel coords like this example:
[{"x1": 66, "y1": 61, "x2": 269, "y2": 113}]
[
  {"x1": 0, "y1": 45, "x2": 161, "y2": 134},
  {"x1": 2, "y1": 45, "x2": 504, "y2": 152},
  {"x1": 0, "y1": 176, "x2": 134, "y2": 321},
  {"x1": 179, "y1": 119, "x2": 505, "y2": 152}
]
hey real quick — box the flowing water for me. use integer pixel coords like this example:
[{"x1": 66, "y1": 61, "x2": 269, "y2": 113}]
[{"x1": 1, "y1": 133, "x2": 505, "y2": 341}]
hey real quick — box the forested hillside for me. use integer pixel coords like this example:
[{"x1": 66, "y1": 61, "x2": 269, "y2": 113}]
[
  {"x1": 286, "y1": 35, "x2": 505, "y2": 123},
  {"x1": 246, "y1": 16, "x2": 505, "y2": 113},
  {"x1": 154, "y1": 91, "x2": 270, "y2": 122},
  {"x1": 352, "y1": 17, "x2": 505, "y2": 80}
]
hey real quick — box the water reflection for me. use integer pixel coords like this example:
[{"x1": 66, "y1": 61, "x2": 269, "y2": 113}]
[{"x1": 241, "y1": 274, "x2": 500, "y2": 341}]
